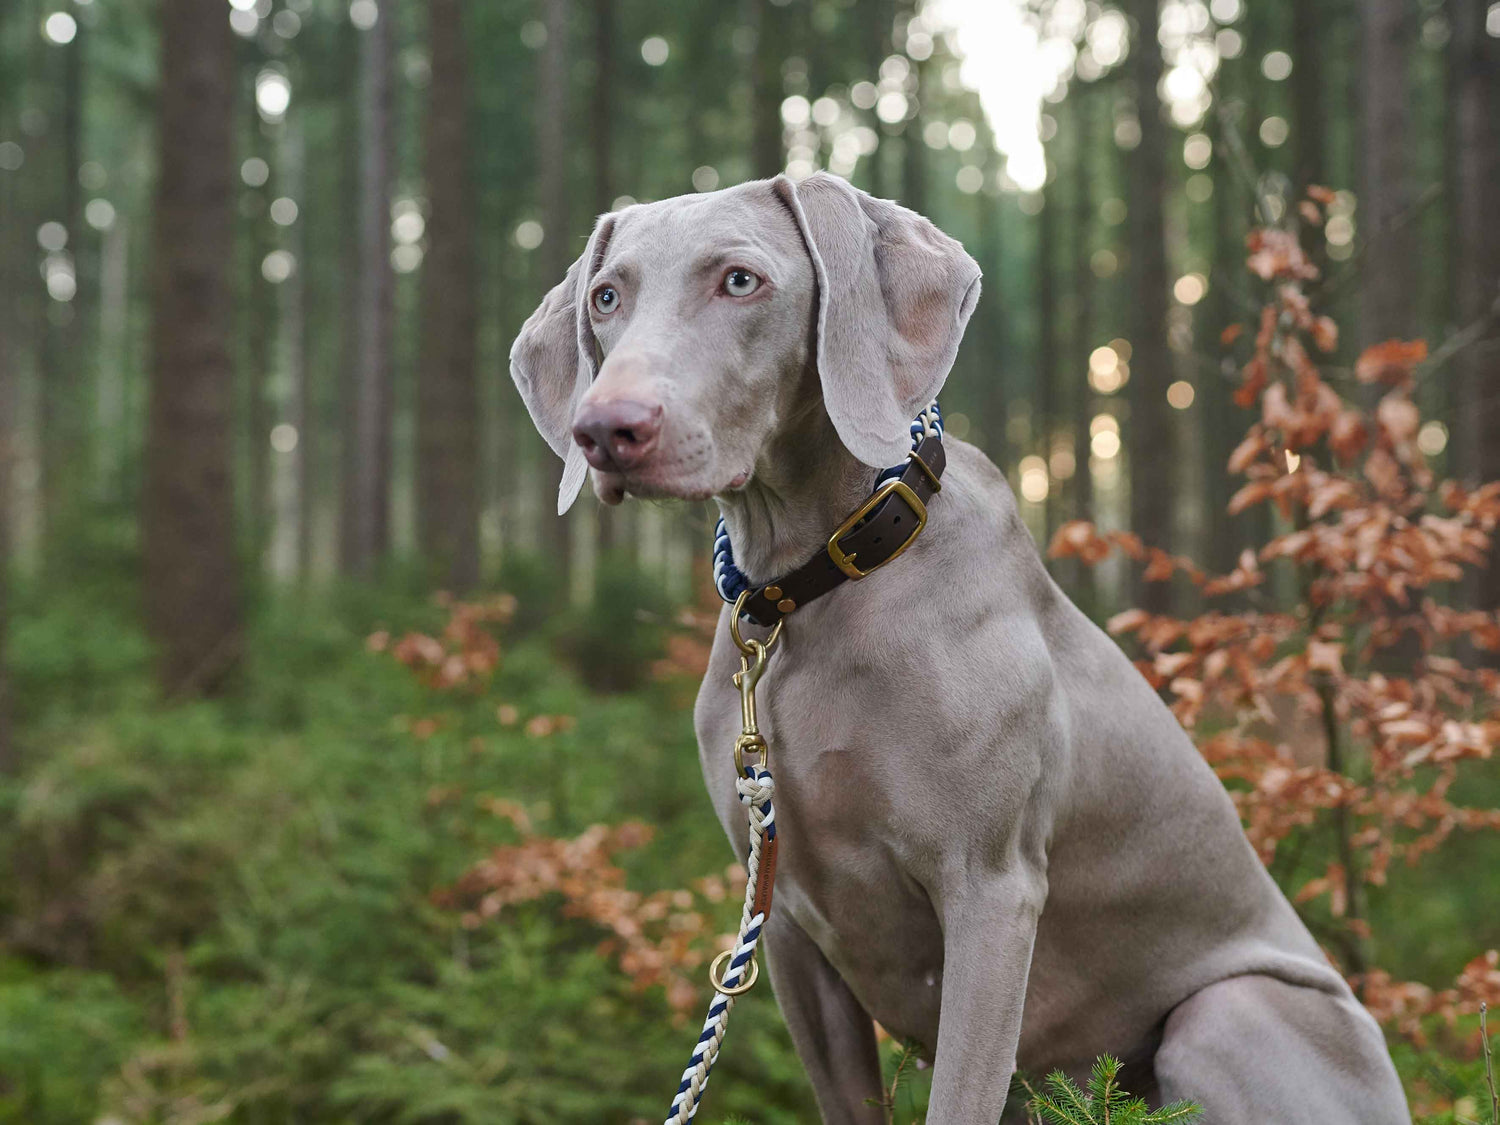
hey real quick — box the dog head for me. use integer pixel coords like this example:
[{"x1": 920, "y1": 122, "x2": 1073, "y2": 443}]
[{"x1": 510, "y1": 172, "x2": 982, "y2": 513}]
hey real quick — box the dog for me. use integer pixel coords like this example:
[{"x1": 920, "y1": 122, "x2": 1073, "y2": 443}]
[{"x1": 510, "y1": 172, "x2": 1411, "y2": 1123}]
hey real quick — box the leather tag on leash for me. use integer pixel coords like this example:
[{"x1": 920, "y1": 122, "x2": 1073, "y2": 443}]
[{"x1": 752, "y1": 831, "x2": 779, "y2": 919}]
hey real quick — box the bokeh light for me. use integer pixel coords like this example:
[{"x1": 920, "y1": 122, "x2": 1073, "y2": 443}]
[
  {"x1": 640, "y1": 36, "x2": 669, "y2": 66},
  {"x1": 1018, "y1": 455, "x2": 1050, "y2": 503},
  {"x1": 1167, "y1": 380, "x2": 1196, "y2": 410},
  {"x1": 42, "y1": 11, "x2": 77, "y2": 45}
]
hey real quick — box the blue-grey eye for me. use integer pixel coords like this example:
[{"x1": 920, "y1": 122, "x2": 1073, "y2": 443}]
[
  {"x1": 723, "y1": 269, "x2": 760, "y2": 297},
  {"x1": 592, "y1": 286, "x2": 619, "y2": 314}
]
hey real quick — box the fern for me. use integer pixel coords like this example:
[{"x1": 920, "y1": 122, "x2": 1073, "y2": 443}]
[{"x1": 1024, "y1": 1055, "x2": 1202, "y2": 1125}]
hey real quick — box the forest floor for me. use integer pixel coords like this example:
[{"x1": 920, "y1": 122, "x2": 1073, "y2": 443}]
[{"x1": 0, "y1": 552, "x2": 1494, "y2": 1123}]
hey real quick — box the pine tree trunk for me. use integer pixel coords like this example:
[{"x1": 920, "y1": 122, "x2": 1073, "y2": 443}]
[
  {"x1": 1127, "y1": 0, "x2": 1174, "y2": 610},
  {"x1": 1069, "y1": 88, "x2": 1097, "y2": 614},
  {"x1": 750, "y1": 0, "x2": 786, "y2": 179},
  {"x1": 1036, "y1": 166, "x2": 1059, "y2": 543},
  {"x1": 537, "y1": 0, "x2": 575, "y2": 578},
  {"x1": 1291, "y1": 1, "x2": 1324, "y2": 192},
  {"x1": 417, "y1": 0, "x2": 481, "y2": 592},
  {"x1": 341, "y1": 0, "x2": 395, "y2": 578},
  {"x1": 39, "y1": 16, "x2": 85, "y2": 549},
  {"x1": 1449, "y1": 0, "x2": 1500, "y2": 616},
  {"x1": 1359, "y1": 0, "x2": 1413, "y2": 346},
  {"x1": 144, "y1": 0, "x2": 242, "y2": 697},
  {"x1": 976, "y1": 173, "x2": 1007, "y2": 472},
  {"x1": 0, "y1": 157, "x2": 15, "y2": 774},
  {"x1": 860, "y1": 0, "x2": 894, "y2": 198}
]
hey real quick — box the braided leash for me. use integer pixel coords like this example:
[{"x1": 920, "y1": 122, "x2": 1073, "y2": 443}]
[
  {"x1": 664, "y1": 762, "x2": 776, "y2": 1123},
  {"x1": 664, "y1": 604, "x2": 783, "y2": 1124}
]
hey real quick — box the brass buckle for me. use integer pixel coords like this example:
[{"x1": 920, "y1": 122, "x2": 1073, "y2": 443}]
[{"x1": 826, "y1": 479, "x2": 927, "y2": 580}]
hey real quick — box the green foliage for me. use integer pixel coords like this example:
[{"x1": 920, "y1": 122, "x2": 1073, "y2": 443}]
[
  {"x1": 0, "y1": 584, "x2": 813, "y2": 1124},
  {"x1": 1024, "y1": 1056, "x2": 1201, "y2": 1125}
]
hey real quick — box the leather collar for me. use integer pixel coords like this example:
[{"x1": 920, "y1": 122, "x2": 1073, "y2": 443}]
[{"x1": 731, "y1": 433, "x2": 946, "y2": 627}]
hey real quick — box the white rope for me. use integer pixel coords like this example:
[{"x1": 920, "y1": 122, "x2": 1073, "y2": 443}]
[{"x1": 664, "y1": 766, "x2": 777, "y2": 1124}]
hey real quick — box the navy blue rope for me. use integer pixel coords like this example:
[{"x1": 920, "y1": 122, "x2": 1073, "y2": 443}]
[{"x1": 711, "y1": 402, "x2": 943, "y2": 605}]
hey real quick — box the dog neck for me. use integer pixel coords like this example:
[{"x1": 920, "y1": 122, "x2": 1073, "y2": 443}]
[{"x1": 713, "y1": 403, "x2": 888, "y2": 584}]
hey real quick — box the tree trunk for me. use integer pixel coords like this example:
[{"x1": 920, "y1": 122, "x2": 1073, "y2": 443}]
[
  {"x1": 1359, "y1": 0, "x2": 1413, "y2": 346},
  {"x1": 1069, "y1": 88, "x2": 1097, "y2": 614},
  {"x1": 144, "y1": 0, "x2": 241, "y2": 697},
  {"x1": 341, "y1": 0, "x2": 396, "y2": 578},
  {"x1": 750, "y1": 0, "x2": 785, "y2": 179},
  {"x1": 1449, "y1": 0, "x2": 1500, "y2": 615},
  {"x1": 537, "y1": 0, "x2": 575, "y2": 577},
  {"x1": 0, "y1": 151, "x2": 15, "y2": 774},
  {"x1": 860, "y1": 0, "x2": 894, "y2": 198},
  {"x1": 1291, "y1": 1, "x2": 1325, "y2": 192},
  {"x1": 976, "y1": 173, "x2": 1007, "y2": 472},
  {"x1": 1036, "y1": 165, "x2": 1059, "y2": 542},
  {"x1": 39, "y1": 16, "x2": 84, "y2": 550},
  {"x1": 1127, "y1": 0, "x2": 1173, "y2": 609},
  {"x1": 417, "y1": 0, "x2": 481, "y2": 592}
]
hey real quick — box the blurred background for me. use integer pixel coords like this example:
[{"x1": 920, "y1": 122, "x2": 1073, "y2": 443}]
[{"x1": 0, "y1": 0, "x2": 1498, "y2": 1122}]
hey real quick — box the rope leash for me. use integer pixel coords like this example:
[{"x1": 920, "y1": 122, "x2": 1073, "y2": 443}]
[
  {"x1": 664, "y1": 764, "x2": 775, "y2": 1123},
  {"x1": 664, "y1": 605, "x2": 782, "y2": 1125}
]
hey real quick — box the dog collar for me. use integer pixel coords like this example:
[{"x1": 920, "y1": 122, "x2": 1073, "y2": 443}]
[{"x1": 712, "y1": 402, "x2": 946, "y2": 628}]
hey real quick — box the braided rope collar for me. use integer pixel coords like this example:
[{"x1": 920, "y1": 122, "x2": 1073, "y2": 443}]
[{"x1": 711, "y1": 401, "x2": 946, "y2": 626}]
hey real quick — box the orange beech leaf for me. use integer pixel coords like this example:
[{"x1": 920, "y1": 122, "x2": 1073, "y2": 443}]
[
  {"x1": 1354, "y1": 339, "x2": 1428, "y2": 385},
  {"x1": 1312, "y1": 316, "x2": 1339, "y2": 353},
  {"x1": 1106, "y1": 609, "x2": 1151, "y2": 636},
  {"x1": 1221, "y1": 323, "x2": 1244, "y2": 346}
]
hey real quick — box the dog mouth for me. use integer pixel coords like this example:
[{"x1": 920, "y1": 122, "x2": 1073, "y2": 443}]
[{"x1": 593, "y1": 466, "x2": 751, "y2": 505}]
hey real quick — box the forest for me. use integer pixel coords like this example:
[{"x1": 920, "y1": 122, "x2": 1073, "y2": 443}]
[{"x1": 1, "y1": 0, "x2": 1498, "y2": 1121}]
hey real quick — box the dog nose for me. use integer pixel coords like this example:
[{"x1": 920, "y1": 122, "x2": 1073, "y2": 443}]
[{"x1": 572, "y1": 400, "x2": 662, "y2": 471}]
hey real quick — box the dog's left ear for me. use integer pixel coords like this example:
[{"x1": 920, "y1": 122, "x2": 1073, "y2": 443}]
[
  {"x1": 509, "y1": 214, "x2": 616, "y2": 514},
  {"x1": 773, "y1": 172, "x2": 981, "y2": 468}
]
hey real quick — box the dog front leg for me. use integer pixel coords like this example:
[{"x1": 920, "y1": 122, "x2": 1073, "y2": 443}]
[
  {"x1": 925, "y1": 872, "x2": 1045, "y2": 1124},
  {"x1": 763, "y1": 911, "x2": 886, "y2": 1125}
]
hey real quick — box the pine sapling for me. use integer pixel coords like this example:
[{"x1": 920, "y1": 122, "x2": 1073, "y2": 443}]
[{"x1": 1024, "y1": 1055, "x2": 1202, "y2": 1125}]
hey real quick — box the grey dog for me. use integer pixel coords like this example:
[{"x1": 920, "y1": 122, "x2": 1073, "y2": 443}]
[{"x1": 510, "y1": 172, "x2": 1411, "y2": 1124}]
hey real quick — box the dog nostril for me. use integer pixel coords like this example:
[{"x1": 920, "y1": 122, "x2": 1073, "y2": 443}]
[{"x1": 615, "y1": 428, "x2": 637, "y2": 445}]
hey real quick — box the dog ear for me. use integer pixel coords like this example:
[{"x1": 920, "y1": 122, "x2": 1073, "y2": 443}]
[
  {"x1": 773, "y1": 172, "x2": 981, "y2": 468},
  {"x1": 509, "y1": 214, "x2": 616, "y2": 514}
]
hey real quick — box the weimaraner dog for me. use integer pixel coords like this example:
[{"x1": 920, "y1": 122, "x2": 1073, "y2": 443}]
[{"x1": 510, "y1": 172, "x2": 1411, "y2": 1123}]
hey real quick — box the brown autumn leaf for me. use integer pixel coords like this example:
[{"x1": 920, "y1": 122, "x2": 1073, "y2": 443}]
[{"x1": 1354, "y1": 339, "x2": 1428, "y2": 386}]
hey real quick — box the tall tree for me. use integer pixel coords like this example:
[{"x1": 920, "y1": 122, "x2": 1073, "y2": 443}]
[
  {"x1": 38, "y1": 14, "x2": 85, "y2": 549},
  {"x1": 1126, "y1": 0, "x2": 1173, "y2": 608},
  {"x1": 1069, "y1": 85, "x2": 1097, "y2": 612},
  {"x1": 0, "y1": 149, "x2": 14, "y2": 774},
  {"x1": 749, "y1": 0, "x2": 786, "y2": 178},
  {"x1": 592, "y1": 0, "x2": 615, "y2": 214},
  {"x1": 1359, "y1": 0, "x2": 1413, "y2": 345},
  {"x1": 1290, "y1": 1, "x2": 1325, "y2": 192},
  {"x1": 536, "y1": 0, "x2": 575, "y2": 576},
  {"x1": 417, "y1": 0, "x2": 481, "y2": 591},
  {"x1": 144, "y1": 0, "x2": 242, "y2": 696},
  {"x1": 1449, "y1": 0, "x2": 1500, "y2": 614},
  {"x1": 1036, "y1": 160, "x2": 1059, "y2": 540},
  {"x1": 341, "y1": 0, "x2": 396, "y2": 577}
]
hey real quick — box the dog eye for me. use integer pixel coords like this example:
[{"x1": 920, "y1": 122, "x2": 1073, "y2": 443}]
[
  {"x1": 723, "y1": 269, "x2": 760, "y2": 298},
  {"x1": 592, "y1": 286, "x2": 619, "y2": 314}
]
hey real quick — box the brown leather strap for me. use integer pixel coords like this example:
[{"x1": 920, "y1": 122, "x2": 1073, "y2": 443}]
[
  {"x1": 750, "y1": 831, "x2": 779, "y2": 919},
  {"x1": 737, "y1": 435, "x2": 946, "y2": 627}
]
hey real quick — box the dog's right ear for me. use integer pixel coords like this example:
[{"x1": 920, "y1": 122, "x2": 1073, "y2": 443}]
[{"x1": 509, "y1": 215, "x2": 616, "y2": 514}]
